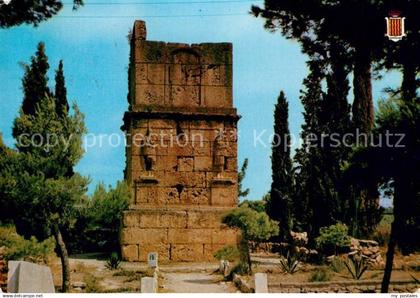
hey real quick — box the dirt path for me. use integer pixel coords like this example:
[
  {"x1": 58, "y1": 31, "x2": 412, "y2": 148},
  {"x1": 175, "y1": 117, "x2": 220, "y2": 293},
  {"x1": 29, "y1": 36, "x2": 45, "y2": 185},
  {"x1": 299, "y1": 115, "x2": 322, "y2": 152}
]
[{"x1": 160, "y1": 272, "x2": 237, "y2": 293}]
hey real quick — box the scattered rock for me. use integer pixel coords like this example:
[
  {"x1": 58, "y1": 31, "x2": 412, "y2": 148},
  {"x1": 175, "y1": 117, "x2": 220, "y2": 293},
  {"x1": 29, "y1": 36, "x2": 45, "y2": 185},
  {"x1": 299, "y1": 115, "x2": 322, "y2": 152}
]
[{"x1": 72, "y1": 282, "x2": 86, "y2": 289}]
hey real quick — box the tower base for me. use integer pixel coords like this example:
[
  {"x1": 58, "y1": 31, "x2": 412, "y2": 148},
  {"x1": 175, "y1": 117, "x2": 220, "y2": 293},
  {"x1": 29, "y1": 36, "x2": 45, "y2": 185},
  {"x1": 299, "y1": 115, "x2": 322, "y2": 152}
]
[{"x1": 121, "y1": 206, "x2": 240, "y2": 262}]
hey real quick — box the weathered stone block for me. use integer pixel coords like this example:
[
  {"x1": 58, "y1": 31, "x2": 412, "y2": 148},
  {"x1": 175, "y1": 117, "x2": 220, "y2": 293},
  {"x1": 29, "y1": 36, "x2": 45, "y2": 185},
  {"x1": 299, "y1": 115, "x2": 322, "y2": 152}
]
[
  {"x1": 194, "y1": 156, "x2": 213, "y2": 172},
  {"x1": 122, "y1": 245, "x2": 139, "y2": 262},
  {"x1": 121, "y1": 228, "x2": 168, "y2": 244},
  {"x1": 123, "y1": 211, "x2": 141, "y2": 227},
  {"x1": 136, "y1": 84, "x2": 165, "y2": 105},
  {"x1": 147, "y1": 63, "x2": 165, "y2": 85},
  {"x1": 168, "y1": 228, "x2": 212, "y2": 244},
  {"x1": 163, "y1": 172, "x2": 206, "y2": 188},
  {"x1": 187, "y1": 187, "x2": 209, "y2": 205},
  {"x1": 139, "y1": 244, "x2": 170, "y2": 262},
  {"x1": 170, "y1": 85, "x2": 201, "y2": 107},
  {"x1": 225, "y1": 157, "x2": 237, "y2": 172},
  {"x1": 134, "y1": 40, "x2": 167, "y2": 63},
  {"x1": 187, "y1": 210, "x2": 222, "y2": 228},
  {"x1": 135, "y1": 63, "x2": 148, "y2": 84},
  {"x1": 139, "y1": 210, "x2": 187, "y2": 228},
  {"x1": 141, "y1": 276, "x2": 157, "y2": 293},
  {"x1": 135, "y1": 186, "x2": 160, "y2": 205},
  {"x1": 7, "y1": 261, "x2": 55, "y2": 293},
  {"x1": 210, "y1": 185, "x2": 237, "y2": 207},
  {"x1": 155, "y1": 155, "x2": 177, "y2": 171},
  {"x1": 212, "y1": 228, "x2": 239, "y2": 244},
  {"x1": 203, "y1": 87, "x2": 230, "y2": 108},
  {"x1": 169, "y1": 64, "x2": 201, "y2": 85},
  {"x1": 171, "y1": 244, "x2": 204, "y2": 262},
  {"x1": 168, "y1": 143, "x2": 194, "y2": 157},
  {"x1": 178, "y1": 157, "x2": 194, "y2": 172},
  {"x1": 254, "y1": 273, "x2": 268, "y2": 293},
  {"x1": 193, "y1": 141, "x2": 211, "y2": 156}
]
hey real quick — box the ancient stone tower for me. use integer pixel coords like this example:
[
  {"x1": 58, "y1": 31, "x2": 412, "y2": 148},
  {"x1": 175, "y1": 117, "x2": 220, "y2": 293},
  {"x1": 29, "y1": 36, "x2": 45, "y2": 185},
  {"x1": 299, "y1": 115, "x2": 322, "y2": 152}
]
[{"x1": 120, "y1": 21, "x2": 240, "y2": 262}]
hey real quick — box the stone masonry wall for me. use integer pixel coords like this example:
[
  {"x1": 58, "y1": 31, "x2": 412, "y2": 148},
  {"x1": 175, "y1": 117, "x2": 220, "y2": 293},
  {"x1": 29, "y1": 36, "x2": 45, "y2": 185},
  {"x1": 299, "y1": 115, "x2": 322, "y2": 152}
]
[{"x1": 121, "y1": 20, "x2": 240, "y2": 262}]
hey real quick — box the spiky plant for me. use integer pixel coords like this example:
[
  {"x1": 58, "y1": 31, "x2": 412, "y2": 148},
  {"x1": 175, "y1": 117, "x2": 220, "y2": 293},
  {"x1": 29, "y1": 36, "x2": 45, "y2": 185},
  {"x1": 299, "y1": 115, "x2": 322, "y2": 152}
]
[
  {"x1": 344, "y1": 254, "x2": 368, "y2": 280},
  {"x1": 279, "y1": 251, "x2": 300, "y2": 274}
]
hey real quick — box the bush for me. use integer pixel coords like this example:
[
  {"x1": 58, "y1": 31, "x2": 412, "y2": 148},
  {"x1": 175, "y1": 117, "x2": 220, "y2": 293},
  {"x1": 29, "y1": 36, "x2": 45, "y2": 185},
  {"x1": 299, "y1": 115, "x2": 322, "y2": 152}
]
[
  {"x1": 0, "y1": 225, "x2": 55, "y2": 263},
  {"x1": 309, "y1": 267, "x2": 331, "y2": 282},
  {"x1": 329, "y1": 257, "x2": 346, "y2": 273},
  {"x1": 372, "y1": 223, "x2": 391, "y2": 247},
  {"x1": 105, "y1": 252, "x2": 121, "y2": 270},
  {"x1": 65, "y1": 181, "x2": 130, "y2": 254},
  {"x1": 223, "y1": 205, "x2": 279, "y2": 273},
  {"x1": 229, "y1": 262, "x2": 249, "y2": 276},
  {"x1": 223, "y1": 205, "x2": 279, "y2": 242},
  {"x1": 213, "y1": 245, "x2": 240, "y2": 262},
  {"x1": 315, "y1": 223, "x2": 351, "y2": 255}
]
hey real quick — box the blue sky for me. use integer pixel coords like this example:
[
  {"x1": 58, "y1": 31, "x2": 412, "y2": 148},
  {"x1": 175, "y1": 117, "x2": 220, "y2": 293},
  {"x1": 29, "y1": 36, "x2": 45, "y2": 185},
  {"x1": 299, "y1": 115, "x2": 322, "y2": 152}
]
[{"x1": 0, "y1": 0, "x2": 400, "y2": 199}]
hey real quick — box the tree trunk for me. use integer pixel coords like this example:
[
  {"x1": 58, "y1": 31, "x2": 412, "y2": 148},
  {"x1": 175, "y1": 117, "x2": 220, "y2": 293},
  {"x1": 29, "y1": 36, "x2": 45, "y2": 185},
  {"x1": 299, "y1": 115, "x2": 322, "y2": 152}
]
[
  {"x1": 381, "y1": 221, "x2": 397, "y2": 293},
  {"x1": 402, "y1": 61, "x2": 417, "y2": 101},
  {"x1": 53, "y1": 224, "x2": 70, "y2": 293},
  {"x1": 352, "y1": 45, "x2": 374, "y2": 133}
]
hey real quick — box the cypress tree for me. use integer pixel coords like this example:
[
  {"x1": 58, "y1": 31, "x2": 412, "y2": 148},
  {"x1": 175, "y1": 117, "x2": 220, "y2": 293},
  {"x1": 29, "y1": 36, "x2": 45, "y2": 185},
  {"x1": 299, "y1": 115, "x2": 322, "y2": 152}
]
[
  {"x1": 293, "y1": 60, "x2": 328, "y2": 237},
  {"x1": 55, "y1": 60, "x2": 69, "y2": 117},
  {"x1": 21, "y1": 42, "x2": 51, "y2": 116},
  {"x1": 266, "y1": 91, "x2": 293, "y2": 241}
]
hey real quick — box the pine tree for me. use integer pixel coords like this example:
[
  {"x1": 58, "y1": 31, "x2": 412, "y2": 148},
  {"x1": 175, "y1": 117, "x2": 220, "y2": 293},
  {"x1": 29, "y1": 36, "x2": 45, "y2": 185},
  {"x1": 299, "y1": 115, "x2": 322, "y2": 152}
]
[
  {"x1": 252, "y1": 0, "x2": 387, "y2": 133},
  {"x1": 266, "y1": 91, "x2": 293, "y2": 241},
  {"x1": 7, "y1": 96, "x2": 87, "y2": 293},
  {"x1": 238, "y1": 158, "x2": 250, "y2": 198},
  {"x1": 21, "y1": 42, "x2": 51, "y2": 116},
  {"x1": 55, "y1": 60, "x2": 69, "y2": 117},
  {"x1": 0, "y1": 0, "x2": 83, "y2": 28}
]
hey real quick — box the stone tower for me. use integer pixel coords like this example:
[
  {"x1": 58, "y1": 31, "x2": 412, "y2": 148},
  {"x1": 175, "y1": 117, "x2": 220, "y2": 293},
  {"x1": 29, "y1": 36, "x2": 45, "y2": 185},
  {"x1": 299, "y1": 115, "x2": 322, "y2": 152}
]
[{"x1": 121, "y1": 20, "x2": 240, "y2": 262}]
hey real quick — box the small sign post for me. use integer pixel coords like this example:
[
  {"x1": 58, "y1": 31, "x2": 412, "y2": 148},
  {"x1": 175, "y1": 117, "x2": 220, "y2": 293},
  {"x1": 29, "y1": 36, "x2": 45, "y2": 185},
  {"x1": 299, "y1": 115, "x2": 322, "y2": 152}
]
[{"x1": 147, "y1": 252, "x2": 158, "y2": 268}]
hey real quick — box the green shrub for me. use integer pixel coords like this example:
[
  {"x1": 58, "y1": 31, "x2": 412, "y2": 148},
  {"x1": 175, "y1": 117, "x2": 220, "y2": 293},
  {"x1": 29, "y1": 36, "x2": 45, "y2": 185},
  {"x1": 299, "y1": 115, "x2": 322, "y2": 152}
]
[
  {"x1": 309, "y1": 267, "x2": 332, "y2": 282},
  {"x1": 105, "y1": 252, "x2": 121, "y2": 270},
  {"x1": 213, "y1": 245, "x2": 240, "y2": 261},
  {"x1": 279, "y1": 251, "x2": 300, "y2": 274},
  {"x1": 0, "y1": 225, "x2": 55, "y2": 263},
  {"x1": 344, "y1": 254, "x2": 368, "y2": 280},
  {"x1": 315, "y1": 223, "x2": 351, "y2": 255},
  {"x1": 223, "y1": 205, "x2": 279, "y2": 273},
  {"x1": 65, "y1": 181, "x2": 130, "y2": 254},
  {"x1": 230, "y1": 262, "x2": 250, "y2": 276}
]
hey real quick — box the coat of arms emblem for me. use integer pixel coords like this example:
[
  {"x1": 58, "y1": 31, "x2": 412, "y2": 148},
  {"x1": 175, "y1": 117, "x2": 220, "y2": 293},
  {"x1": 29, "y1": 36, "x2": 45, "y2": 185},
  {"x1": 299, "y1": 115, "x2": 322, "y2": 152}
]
[{"x1": 385, "y1": 10, "x2": 406, "y2": 42}]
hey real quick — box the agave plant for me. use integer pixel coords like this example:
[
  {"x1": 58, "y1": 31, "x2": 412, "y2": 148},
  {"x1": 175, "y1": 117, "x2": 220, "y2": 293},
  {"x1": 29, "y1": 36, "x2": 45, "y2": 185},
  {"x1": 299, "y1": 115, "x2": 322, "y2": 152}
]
[
  {"x1": 279, "y1": 251, "x2": 300, "y2": 274},
  {"x1": 106, "y1": 252, "x2": 121, "y2": 270},
  {"x1": 344, "y1": 254, "x2": 368, "y2": 280}
]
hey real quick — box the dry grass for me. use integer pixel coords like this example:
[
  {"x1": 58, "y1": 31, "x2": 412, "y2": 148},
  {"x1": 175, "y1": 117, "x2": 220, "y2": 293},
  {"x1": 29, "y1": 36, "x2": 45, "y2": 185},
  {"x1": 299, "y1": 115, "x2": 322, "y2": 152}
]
[
  {"x1": 112, "y1": 268, "x2": 145, "y2": 282},
  {"x1": 84, "y1": 272, "x2": 104, "y2": 293}
]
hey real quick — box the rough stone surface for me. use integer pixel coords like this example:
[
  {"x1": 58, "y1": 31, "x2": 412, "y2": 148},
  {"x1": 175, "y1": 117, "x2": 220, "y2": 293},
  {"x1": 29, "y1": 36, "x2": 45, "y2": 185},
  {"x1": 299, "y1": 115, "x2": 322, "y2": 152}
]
[
  {"x1": 141, "y1": 276, "x2": 157, "y2": 293},
  {"x1": 121, "y1": 20, "x2": 240, "y2": 262},
  {"x1": 7, "y1": 261, "x2": 55, "y2": 293},
  {"x1": 255, "y1": 273, "x2": 268, "y2": 293}
]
